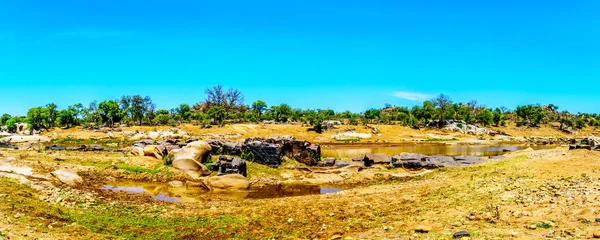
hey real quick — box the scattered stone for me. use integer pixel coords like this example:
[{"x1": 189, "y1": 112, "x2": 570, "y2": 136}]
[
  {"x1": 453, "y1": 230, "x2": 470, "y2": 238},
  {"x1": 527, "y1": 224, "x2": 537, "y2": 230},
  {"x1": 414, "y1": 225, "x2": 431, "y2": 233},
  {"x1": 594, "y1": 231, "x2": 600, "y2": 238}
]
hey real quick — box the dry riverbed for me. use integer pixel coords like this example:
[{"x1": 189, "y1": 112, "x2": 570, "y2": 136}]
[{"x1": 2, "y1": 146, "x2": 600, "y2": 239}]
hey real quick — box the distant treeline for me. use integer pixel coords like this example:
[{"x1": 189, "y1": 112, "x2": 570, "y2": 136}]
[{"x1": 1, "y1": 85, "x2": 598, "y2": 133}]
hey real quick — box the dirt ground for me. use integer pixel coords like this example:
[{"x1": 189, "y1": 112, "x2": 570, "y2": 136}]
[{"x1": 2, "y1": 144, "x2": 600, "y2": 239}]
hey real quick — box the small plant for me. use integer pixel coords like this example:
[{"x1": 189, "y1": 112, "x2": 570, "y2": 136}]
[{"x1": 163, "y1": 154, "x2": 174, "y2": 166}]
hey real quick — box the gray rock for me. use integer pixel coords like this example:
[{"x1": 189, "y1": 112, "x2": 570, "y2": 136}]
[
  {"x1": 334, "y1": 160, "x2": 352, "y2": 167},
  {"x1": 321, "y1": 158, "x2": 336, "y2": 167},
  {"x1": 453, "y1": 231, "x2": 470, "y2": 238},
  {"x1": 363, "y1": 153, "x2": 391, "y2": 166}
]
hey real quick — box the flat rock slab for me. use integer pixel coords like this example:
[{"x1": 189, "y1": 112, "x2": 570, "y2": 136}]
[{"x1": 51, "y1": 169, "x2": 83, "y2": 186}]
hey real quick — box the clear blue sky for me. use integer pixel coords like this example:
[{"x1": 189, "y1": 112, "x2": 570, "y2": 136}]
[{"x1": 1, "y1": 0, "x2": 599, "y2": 116}]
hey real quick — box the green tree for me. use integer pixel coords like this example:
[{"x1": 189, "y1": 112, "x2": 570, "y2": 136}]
[
  {"x1": 57, "y1": 106, "x2": 78, "y2": 128},
  {"x1": 432, "y1": 94, "x2": 453, "y2": 128},
  {"x1": 207, "y1": 106, "x2": 226, "y2": 125},
  {"x1": 364, "y1": 108, "x2": 380, "y2": 123},
  {"x1": 476, "y1": 108, "x2": 494, "y2": 126},
  {"x1": 5, "y1": 118, "x2": 18, "y2": 132},
  {"x1": 26, "y1": 106, "x2": 50, "y2": 130},
  {"x1": 98, "y1": 100, "x2": 122, "y2": 127},
  {"x1": 175, "y1": 104, "x2": 192, "y2": 121},
  {"x1": 251, "y1": 100, "x2": 267, "y2": 121},
  {"x1": 0, "y1": 114, "x2": 10, "y2": 126},
  {"x1": 492, "y1": 108, "x2": 503, "y2": 126},
  {"x1": 274, "y1": 104, "x2": 292, "y2": 122},
  {"x1": 46, "y1": 103, "x2": 58, "y2": 127}
]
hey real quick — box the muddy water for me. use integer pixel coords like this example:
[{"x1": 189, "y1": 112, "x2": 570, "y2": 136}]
[
  {"x1": 102, "y1": 182, "x2": 343, "y2": 203},
  {"x1": 321, "y1": 144, "x2": 559, "y2": 159}
]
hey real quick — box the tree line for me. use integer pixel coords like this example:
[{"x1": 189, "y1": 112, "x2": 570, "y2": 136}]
[{"x1": 1, "y1": 86, "x2": 599, "y2": 133}]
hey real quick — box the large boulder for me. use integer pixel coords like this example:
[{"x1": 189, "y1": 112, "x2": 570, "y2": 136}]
[
  {"x1": 241, "y1": 137, "x2": 321, "y2": 167},
  {"x1": 242, "y1": 138, "x2": 284, "y2": 166},
  {"x1": 172, "y1": 140, "x2": 212, "y2": 178},
  {"x1": 51, "y1": 169, "x2": 83, "y2": 186},
  {"x1": 211, "y1": 156, "x2": 247, "y2": 177},
  {"x1": 206, "y1": 139, "x2": 243, "y2": 156},
  {"x1": 203, "y1": 174, "x2": 249, "y2": 191}
]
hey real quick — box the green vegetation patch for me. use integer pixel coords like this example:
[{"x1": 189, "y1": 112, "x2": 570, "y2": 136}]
[{"x1": 68, "y1": 204, "x2": 247, "y2": 239}]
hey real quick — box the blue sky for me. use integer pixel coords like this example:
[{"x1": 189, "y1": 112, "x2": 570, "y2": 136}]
[{"x1": 1, "y1": 0, "x2": 599, "y2": 115}]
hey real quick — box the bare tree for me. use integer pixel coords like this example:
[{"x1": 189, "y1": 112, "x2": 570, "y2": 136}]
[
  {"x1": 204, "y1": 85, "x2": 244, "y2": 115},
  {"x1": 432, "y1": 94, "x2": 453, "y2": 128},
  {"x1": 225, "y1": 88, "x2": 244, "y2": 114},
  {"x1": 204, "y1": 85, "x2": 227, "y2": 108}
]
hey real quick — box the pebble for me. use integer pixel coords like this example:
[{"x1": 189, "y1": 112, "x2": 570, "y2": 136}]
[
  {"x1": 527, "y1": 224, "x2": 537, "y2": 230},
  {"x1": 594, "y1": 231, "x2": 600, "y2": 238},
  {"x1": 287, "y1": 218, "x2": 293, "y2": 224}
]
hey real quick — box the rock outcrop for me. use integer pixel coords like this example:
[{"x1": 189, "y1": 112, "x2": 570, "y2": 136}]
[{"x1": 241, "y1": 136, "x2": 320, "y2": 167}]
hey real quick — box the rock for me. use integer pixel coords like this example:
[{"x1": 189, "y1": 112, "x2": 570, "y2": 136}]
[
  {"x1": 212, "y1": 156, "x2": 247, "y2": 177},
  {"x1": 453, "y1": 231, "x2": 470, "y2": 238},
  {"x1": 168, "y1": 180, "x2": 183, "y2": 188},
  {"x1": 363, "y1": 153, "x2": 390, "y2": 166},
  {"x1": 453, "y1": 156, "x2": 486, "y2": 165},
  {"x1": 593, "y1": 231, "x2": 600, "y2": 238},
  {"x1": 334, "y1": 160, "x2": 352, "y2": 167},
  {"x1": 414, "y1": 225, "x2": 431, "y2": 233},
  {"x1": 51, "y1": 169, "x2": 83, "y2": 186},
  {"x1": 527, "y1": 224, "x2": 537, "y2": 230},
  {"x1": 391, "y1": 154, "x2": 445, "y2": 169},
  {"x1": 321, "y1": 158, "x2": 336, "y2": 167},
  {"x1": 143, "y1": 145, "x2": 166, "y2": 159},
  {"x1": 489, "y1": 155, "x2": 506, "y2": 160},
  {"x1": 595, "y1": 218, "x2": 600, "y2": 223},
  {"x1": 203, "y1": 174, "x2": 249, "y2": 191},
  {"x1": 172, "y1": 141, "x2": 212, "y2": 178},
  {"x1": 130, "y1": 146, "x2": 145, "y2": 156},
  {"x1": 148, "y1": 131, "x2": 160, "y2": 140},
  {"x1": 205, "y1": 139, "x2": 243, "y2": 156},
  {"x1": 132, "y1": 139, "x2": 154, "y2": 148},
  {"x1": 87, "y1": 144, "x2": 104, "y2": 151},
  {"x1": 328, "y1": 234, "x2": 342, "y2": 240},
  {"x1": 45, "y1": 145, "x2": 65, "y2": 151}
]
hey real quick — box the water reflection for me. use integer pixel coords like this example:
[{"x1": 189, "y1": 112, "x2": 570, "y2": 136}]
[
  {"x1": 102, "y1": 183, "x2": 343, "y2": 203},
  {"x1": 322, "y1": 144, "x2": 558, "y2": 159}
]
